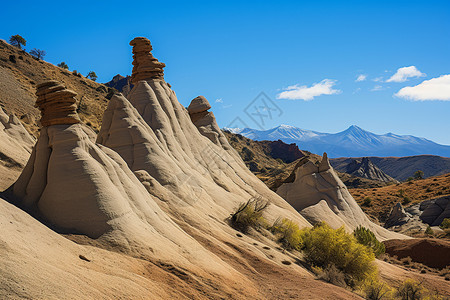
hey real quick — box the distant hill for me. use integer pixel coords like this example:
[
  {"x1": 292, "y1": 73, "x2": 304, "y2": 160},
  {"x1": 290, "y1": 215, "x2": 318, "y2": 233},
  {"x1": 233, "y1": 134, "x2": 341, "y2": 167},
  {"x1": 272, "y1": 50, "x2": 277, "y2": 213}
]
[
  {"x1": 104, "y1": 74, "x2": 132, "y2": 95},
  {"x1": 223, "y1": 131, "x2": 389, "y2": 190},
  {"x1": 331, "y1": 155, "x2": 450, "y2": 181},
  {"x1": 227, "y1": 124, "x2": 450, "y2": 158},
  {"x1": 344, "y1": 157, "x2": 397, "y2": 183}
]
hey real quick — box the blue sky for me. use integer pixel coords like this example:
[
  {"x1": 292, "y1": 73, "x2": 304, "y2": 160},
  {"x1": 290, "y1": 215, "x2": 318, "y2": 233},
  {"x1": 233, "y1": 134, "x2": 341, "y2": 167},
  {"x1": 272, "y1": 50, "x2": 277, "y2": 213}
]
[{"x1": 1, "y1": 0, "x2": 449, "y2": 144}]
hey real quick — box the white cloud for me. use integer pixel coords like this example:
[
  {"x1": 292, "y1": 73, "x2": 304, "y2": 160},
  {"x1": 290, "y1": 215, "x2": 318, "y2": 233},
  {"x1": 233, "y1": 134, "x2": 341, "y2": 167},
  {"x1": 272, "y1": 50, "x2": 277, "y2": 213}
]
[
  {"x1": 386, "y1": 66, "x2": 426, "y2": 82},
  {"x1": 353, "y1": 87, "x2": 361, "y2": 94},
  {"x1": 356, "y1": 74, "x2": 367, "y2": 82},
  {"x1": 215, "y1": 98, "x2": 223, "y2": 103},
  {"x1": 277, "y1": 79, "x2": 341, "y2": 101},
  {"x1": 371, "y1": 85, "x2": 384, "y2": 91},
  {"x1": 395, "y1": 75, "x2": 450, "y2": 101},
  {"x1": 373, "y1": 77, "x2": 383, "y2": 82}
]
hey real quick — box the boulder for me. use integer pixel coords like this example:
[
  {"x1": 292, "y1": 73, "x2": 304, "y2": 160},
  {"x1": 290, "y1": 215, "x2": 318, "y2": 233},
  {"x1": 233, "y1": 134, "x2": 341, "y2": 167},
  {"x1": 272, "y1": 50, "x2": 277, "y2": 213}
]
[
  {"x1": 385, "y1": 202, "x2": 411, "y2": 228},
  {"x1": 187, "y1": 95, "x2": 211, "y2": 114}
]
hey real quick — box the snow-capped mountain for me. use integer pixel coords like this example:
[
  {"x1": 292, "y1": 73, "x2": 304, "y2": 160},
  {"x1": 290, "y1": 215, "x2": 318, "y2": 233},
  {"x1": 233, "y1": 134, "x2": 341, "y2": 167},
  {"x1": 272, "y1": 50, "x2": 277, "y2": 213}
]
[{"x1": 224, "y1": 125, "x2": 450, "y2": 158}]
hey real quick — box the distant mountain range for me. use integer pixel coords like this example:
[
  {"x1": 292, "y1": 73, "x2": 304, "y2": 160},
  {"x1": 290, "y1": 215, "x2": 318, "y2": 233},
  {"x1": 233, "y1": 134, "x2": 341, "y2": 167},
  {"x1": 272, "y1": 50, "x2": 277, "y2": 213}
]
[{"x1": 226, "y1": 125, "x2": 450, "y2": 158}]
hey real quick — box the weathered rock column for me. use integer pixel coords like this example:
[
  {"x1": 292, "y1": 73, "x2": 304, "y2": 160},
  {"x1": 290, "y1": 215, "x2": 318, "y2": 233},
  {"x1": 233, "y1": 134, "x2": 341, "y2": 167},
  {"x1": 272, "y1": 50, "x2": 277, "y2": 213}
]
[
  {"x1": 35, "y1": 80, "x2": 80, "y2": 126},
  {"x1": 129, "y1": 37, "x2": 166, "y2": 84}
]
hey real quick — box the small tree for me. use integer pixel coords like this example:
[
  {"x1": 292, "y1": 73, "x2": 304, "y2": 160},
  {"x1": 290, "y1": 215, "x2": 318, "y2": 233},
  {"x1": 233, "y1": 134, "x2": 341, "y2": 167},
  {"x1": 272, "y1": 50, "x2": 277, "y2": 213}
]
[
  {"x1": 414, "y1": 170, "x2": 424, "y2": 180},
  {"x1": 396, "y1": 279, "x2": 424, "y2": 300},
  {"x1": 30, "y1": 48, "x2": 46, "y2": 60},
  {"x1": 86, "y1": 71, "x2": 97, "y2": 81},
  {"x1": 9, "y1": 35, "x2": 26, "y2": 49},
  {"x1": 58, "y1": 62, "x2": 69, "y2": 69},
  {"x1": 353, "y1": 226, "x2": 385, "y2": 257},
  {"x1": 425, "y1": 225, "x2": 434, "y2": 236}
]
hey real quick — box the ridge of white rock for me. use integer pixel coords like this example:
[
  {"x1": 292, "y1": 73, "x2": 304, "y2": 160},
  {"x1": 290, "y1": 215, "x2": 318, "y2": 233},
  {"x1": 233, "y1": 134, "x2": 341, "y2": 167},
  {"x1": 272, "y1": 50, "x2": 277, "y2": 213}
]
[
  {"x1": 277, "y1": 153, "x2": 407, "y2": 241},
  {"x1": 97, "y1": 84, "x2": 311, "y2": 236},
  {"x1": 0, "y1": 107, "x2": 35, "y2": 189},
  {"x1": 8, "y1": 81, "x2": 240, "y2": 280}
]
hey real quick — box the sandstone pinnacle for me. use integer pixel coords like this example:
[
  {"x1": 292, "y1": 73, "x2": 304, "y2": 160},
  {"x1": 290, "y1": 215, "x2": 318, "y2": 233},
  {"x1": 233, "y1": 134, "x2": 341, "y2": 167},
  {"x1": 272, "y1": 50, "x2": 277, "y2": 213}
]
[
  {"x1": 35, "y1": 80, "x2": 80, "y2": 127},
  {"x1": 130, "y1": 37, "x2": 165, "y2": 84}
]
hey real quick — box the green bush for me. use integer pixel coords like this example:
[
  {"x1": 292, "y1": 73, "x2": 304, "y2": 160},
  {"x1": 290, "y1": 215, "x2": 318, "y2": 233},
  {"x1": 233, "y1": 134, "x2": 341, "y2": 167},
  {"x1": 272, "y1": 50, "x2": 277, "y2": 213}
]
[
  {"x1": 301, "y1": 222, "x2": 377, "y2": 287},
  {"x1": 414, "y1": 170, "x2": 424, "y2": 180},
  {"x1": 396, "y1": 279, "x2": 424, "y2": 300},
  {"x1": 425, "y1": 225, "x2": 434, "y2": 235},
  {"x1": 363, "y1": 280, "x2": 392, "y2": 300},
  {"x1": 440, "y1": 218, "x2": 450, "y2": 229},
  {"x1": 363, "y1": 197, "x2": 372, "y2": 207},
  {"x1": 270, "y1": 218, "x2": 303, "y2": 251},
  {"x1": 353, "y1": 226, "x2": 385, "y2": 257},
  {"x1": 230, "y1": 197, "x2": 269, "y2": 233}
]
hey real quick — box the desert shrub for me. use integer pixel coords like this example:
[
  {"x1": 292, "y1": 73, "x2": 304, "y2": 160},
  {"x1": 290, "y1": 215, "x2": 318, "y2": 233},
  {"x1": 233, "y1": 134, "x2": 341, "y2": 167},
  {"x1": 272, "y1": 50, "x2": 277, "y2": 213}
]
[
  {"x1": 364, "y1": 280, "x2": 392, "y2": 300},
  {"x1": 414, "y1": 170, "x2": 424, "y2": 180},
  {"x1": 86, "y1": 71, "x2": 97, "y2": 81},
  {"x1": 301, "y1": 222, "x2": 377, "y2": 287},
  {"x1": 396, "y1": 279, "x2": 424, "y2": 300},
  {"x1": 270, "y1": 218, "x2": 303, "y2": 251},
  {"x1": 402, "y1": 196, "x2": 412, "y2": 205},
  {"x1": 58, "y1": 62, "x2": 69, "y2": 69},
  {"x1": 439, "y1": 218, "x2": 450, "y2": 229},
  {"x1": 315, "y1": 264, "x2": 346, "y2": 288},
  {"x1": 353, "y1": 226, "x2": 385, "y2": 257},
  {"x1": 230, "y1": 197, "x2": 269, "y2": 233},
  {"x1": 363, "y1": 197, "x2": 372, "y2": 207},
  {"x1": 29, "y1": 48, "x2": 46, "y2": 60},
  {"x1": 400, "y1": 256, "x2": 412, "y2": 266},
  {"x1": 425, "y1": 225, "x2": 434, "y2": 235}
]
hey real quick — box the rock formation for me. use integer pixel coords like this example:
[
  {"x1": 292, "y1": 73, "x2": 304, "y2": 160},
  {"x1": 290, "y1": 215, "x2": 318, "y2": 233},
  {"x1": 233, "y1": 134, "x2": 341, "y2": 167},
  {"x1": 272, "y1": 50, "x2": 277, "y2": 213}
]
[
  {"x1": 8, "y1": 80, "x2": 241, "y2": 281},
  {"x1": 420, "y1": 195, "x2": 450, "y2": 226},
  {"x1": 130, "y1": 37, "x2": 165, "y2": 84},
  {"x1": 187, "y1": 95, "x2": 234, "y2": 152},
  {"x1": 35, "y1": 80, "x2": 81, "y2": 127},
  {"x1": 385, "y1": 202, "x2": 411, "y2": 228},
  {"x1": 384, "y1": 196, "x2": 450, "y2": 232},
  {"x1": 268, "y1": 140, "x2": 305, "y2": 163},
  {"x1": 276, "y1": 153, "x2": 406, "y2": 240},
  {"x1": 0, "y1": 106, "x2": 35, "y2": 189},
  {"x1": 345, "y1": 157, "x2": 397, "y2": 183}
]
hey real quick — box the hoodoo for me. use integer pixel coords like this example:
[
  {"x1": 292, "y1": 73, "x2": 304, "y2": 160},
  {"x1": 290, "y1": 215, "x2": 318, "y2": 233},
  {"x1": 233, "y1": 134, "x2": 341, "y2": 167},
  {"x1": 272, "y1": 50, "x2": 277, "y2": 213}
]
[
  {"x1": 277, "y1": 153, "x2": 406, "y2": 240},
  {"x1": 35, "y1": 80, "x2": 81, "y2": 126},
  {"x1": 130, "y1": 37, "x2": 166, "y2": 83}
]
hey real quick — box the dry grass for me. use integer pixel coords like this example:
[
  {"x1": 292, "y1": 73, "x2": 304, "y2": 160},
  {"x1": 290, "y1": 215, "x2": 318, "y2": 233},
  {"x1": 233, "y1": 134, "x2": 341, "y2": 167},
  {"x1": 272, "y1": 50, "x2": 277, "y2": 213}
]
[{"x1": 349, "y1": 173, "x2": 450, "y2": 223}]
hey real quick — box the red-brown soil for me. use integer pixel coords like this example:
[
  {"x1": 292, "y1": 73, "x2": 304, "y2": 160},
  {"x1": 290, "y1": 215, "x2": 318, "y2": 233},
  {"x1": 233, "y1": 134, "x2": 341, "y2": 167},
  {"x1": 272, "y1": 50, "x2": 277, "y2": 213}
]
[{"x1": 383, "y1": 238, "x2": 450, "y2": 269}]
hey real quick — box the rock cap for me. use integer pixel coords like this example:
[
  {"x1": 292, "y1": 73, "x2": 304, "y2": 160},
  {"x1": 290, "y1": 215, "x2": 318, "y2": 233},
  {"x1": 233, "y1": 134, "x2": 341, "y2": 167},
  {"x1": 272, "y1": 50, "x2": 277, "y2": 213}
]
[
  {"x1": 187, "y1": 96, "x2": 211, "y2": 114},
  {"x1": 130, "y1": 37, "x2": 165, "y2": 84},
  {"x1": 35, "y1": 80, "x2": 81, "y2": 127}
]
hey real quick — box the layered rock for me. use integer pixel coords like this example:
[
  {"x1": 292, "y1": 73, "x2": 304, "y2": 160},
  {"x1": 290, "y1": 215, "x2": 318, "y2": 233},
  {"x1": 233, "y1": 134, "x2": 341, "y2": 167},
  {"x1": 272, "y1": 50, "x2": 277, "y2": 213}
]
[
  {"x1": 130, "y1": 37, "x2": 165, "y2": 84},
  {"x1": 8, "y1": 80, "x2": 239, "y2": 280},
  {"x1": 276, "y1": 153, "x2": 406, "y2": 240},
  {"x1": 35, "y1": 81, "x2": 80, "y2": 127}
]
